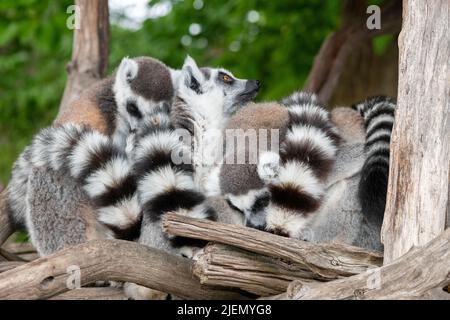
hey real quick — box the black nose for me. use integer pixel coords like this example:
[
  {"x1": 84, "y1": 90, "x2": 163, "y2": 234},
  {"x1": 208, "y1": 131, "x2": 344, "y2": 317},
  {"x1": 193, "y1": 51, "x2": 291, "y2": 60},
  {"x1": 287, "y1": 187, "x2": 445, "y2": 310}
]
[
  {"x1": 245, "y1": 79, "x2": 261, "y2": 93},
  {"x1": 255, "y1": 80, "x2": 261, "y2": 88}
]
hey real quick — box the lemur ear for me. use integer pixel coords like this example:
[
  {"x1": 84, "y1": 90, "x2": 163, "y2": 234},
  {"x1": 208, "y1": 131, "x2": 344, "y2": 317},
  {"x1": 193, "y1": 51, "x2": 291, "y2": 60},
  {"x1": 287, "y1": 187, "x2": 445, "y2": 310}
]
[
  {"x1": 117, "y1": 57, "x2": 139, "y2": 83},
  {"x1": 181, "y1": 55, "x2": 205, "y2": 93}
]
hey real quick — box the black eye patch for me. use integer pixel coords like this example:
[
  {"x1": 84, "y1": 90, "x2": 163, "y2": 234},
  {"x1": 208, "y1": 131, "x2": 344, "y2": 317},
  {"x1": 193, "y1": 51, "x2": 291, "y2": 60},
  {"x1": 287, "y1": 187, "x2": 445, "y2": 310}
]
[
  {"x1": 250, "y1": 192, "x2": 271, "y2": 215},
  {"x1": 126, "y1": 101, "x2": 142, "y2": 119}
]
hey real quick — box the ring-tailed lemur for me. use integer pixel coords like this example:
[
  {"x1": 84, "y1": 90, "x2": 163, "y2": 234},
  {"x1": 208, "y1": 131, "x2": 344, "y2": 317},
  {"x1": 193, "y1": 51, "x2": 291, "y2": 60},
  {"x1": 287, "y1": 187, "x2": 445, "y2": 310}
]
[
  {"x1": 218, "y1": 94, "x2": 395, "y2": 251},
  {"x1": 7, "y1": 56, "x2": 176, "y2": 254}
]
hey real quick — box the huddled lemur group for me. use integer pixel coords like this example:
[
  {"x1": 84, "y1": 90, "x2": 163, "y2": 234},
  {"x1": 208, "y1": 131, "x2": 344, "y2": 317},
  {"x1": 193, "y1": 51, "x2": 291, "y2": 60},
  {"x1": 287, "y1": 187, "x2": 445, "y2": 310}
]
[{"x1": 6, "y1": 55, "x2": 395, "y2": 299}]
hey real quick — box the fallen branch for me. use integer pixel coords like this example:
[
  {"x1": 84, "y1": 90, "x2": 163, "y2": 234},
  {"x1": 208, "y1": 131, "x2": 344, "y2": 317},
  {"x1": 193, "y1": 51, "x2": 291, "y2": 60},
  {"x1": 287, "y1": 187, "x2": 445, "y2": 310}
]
[
  {"x1": 0, "y1": 239, "x2": 248, "y2": 300},
  {"x1": 163, "y1": 213, "x2": 382, "y2": 280},
  {"x1": 0, "y1": 261, "x2": 25, "y2": 273},
  {"x1": 194, "y1": 244, "x2": 322, "y2": 297},
  {"x1": 271, "y1": 228, "x2": 450, "y2": 300}
]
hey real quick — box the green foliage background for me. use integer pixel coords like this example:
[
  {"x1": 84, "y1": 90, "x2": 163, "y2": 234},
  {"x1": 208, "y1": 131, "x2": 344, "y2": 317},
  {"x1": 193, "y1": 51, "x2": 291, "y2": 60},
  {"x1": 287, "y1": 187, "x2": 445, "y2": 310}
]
[{"x1": 0, "y1": 0, "x2": 343, "y2": 183}]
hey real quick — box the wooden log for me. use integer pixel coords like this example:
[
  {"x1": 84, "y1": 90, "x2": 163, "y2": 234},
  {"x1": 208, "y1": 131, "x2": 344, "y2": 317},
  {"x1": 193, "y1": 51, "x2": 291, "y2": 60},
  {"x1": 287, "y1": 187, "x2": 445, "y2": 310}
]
[
  {"x1": 50, "y1": 288, "x2": 127, "y2": 300},
  {"x1": 0, "y1": 240, "x2": 247, "y2": 300},
  {"x1": 271, "y1": 228, "x2": 450, "y2": 300},
  {"x1": 381, "y1": 0, "x2": 450, "y2": 263},
  {"x1": 0, "y1": 262, "x2": 25, "y2": 273},
  {"x1": 57, "y1": 0, "x2": 109, "y2": 116},
  {"x1": 193, "y1": 243, "x2": 322, "y2": 297},
  {"x1": 163, "y1": 213, "x2": 382, "y2": 279}
]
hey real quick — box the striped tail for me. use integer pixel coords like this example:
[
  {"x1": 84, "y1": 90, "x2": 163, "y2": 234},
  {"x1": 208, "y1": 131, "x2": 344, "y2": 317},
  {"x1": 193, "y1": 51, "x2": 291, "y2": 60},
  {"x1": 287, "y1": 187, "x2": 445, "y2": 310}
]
[
  {"x1": 262, "y1": 92, "x2": 340, "y2": 237},
  {"x1": 28, "y1": 124, "x2": 140, "y2": 239},
  {"x1": 133, "y1": 112, "x2": 217, "y2": 250},
  {"x1": 354, "y1": 96, "x2": 396, "y2": 224}
]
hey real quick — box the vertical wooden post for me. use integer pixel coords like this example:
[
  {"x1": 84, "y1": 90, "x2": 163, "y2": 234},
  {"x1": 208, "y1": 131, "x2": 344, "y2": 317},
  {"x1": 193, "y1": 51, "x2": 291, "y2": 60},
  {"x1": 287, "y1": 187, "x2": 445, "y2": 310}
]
[
  {"x1": 57, "y1": 0, "x2": 109, "y2": 117},
  {"x1": 381, "y1": 0, "x2": 450, "y2": 263}
]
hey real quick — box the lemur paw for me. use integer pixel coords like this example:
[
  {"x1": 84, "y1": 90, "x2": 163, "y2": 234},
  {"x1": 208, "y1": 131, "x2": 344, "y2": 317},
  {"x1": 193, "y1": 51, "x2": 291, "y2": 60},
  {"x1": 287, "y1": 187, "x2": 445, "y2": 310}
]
[
  {"x1": 258, "y1": 151, "x2": 280, "y2": 182},
  {"x1": 124, "y1": 283, "x2": 169, "y2": 300}
]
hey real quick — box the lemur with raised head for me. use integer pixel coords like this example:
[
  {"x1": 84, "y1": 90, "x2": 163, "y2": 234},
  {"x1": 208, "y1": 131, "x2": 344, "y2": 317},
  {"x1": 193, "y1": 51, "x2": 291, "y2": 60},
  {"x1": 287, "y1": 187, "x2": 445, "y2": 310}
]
[
  {"x1": 218, "y1": 94, "x2": 395, "y2": 251},
  {"x1": 7, "y1": 56, "x2": 176, "y2": 255}
]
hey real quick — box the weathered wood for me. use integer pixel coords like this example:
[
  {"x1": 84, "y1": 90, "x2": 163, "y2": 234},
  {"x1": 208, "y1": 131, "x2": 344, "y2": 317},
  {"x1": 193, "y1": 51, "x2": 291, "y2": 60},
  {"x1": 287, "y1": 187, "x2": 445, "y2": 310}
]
[
  {"x1": 0, "y1": 261, "x2": 25, "y2": 273},
  {"x1": 163, "y1": 213, "x2": 382, "y2": 279},
  {"x1": 0, "y1": 240, "x2": 247, "y2": 300},
  {"x1": 270, "y1": 228, "x2": 450, "y2": 300},
  {"x1": 381, "y1": 0, "x2": 450, "y2": 263},
  {"x1": 193, "y1": 243, "x2": 322, "y2": 297},
  {"x1": 304, "y1": 0, "x2": 402, "y2": 103},
  {"x1": 57, "y1": 0, "x2": 109, "y2": 116},
  {"x1": 50, "y1": 287, "x2": 127, "y2": 300},
  {"x1": 0, "y1": 190, "x2": 14, "y2": 246}
]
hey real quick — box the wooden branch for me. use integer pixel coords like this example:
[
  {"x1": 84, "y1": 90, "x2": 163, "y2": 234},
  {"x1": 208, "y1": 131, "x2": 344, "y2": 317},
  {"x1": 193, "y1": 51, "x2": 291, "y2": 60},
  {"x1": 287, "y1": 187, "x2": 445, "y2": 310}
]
[
  {"x1": 0, "y1": 240, "x2": 247, "y2": 300},
  {"x1": 381, "y1": 0, "x2": 450, "y2": 263},
  {"x1": 271, "y1": 228, "x2": 450, "y2": 300},
  {"x1": 57, "y1": 0, "x2": 109, "y2": 116},
  {"x1": 163, "y1": 213, "x2": 382, "y2": 280},
  {"x1": 50, "y1": 288, "x2": 127, "y2": 300},
  {"x1": 0, "y1": 261, "x2": 25, "y2": 273},
  {"x1": 193, "y1": 243, "x2": 322, "y2": 297},
  {"x1": 0, "y1": 248, "x2": 26, "y2": 262},
  {"x1": 0, "y1": 189, "x2": 14, "y2": 246},
  {"x1": 304, "y1": 0, "x2": 402, "y2": 102}
]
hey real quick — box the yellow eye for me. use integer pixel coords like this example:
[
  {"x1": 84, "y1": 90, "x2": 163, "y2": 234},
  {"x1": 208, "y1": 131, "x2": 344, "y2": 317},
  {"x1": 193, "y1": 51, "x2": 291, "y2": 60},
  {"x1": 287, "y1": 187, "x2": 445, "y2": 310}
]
[{"x1": 222, "y1": 74, "x2": 232, "y2": 82}]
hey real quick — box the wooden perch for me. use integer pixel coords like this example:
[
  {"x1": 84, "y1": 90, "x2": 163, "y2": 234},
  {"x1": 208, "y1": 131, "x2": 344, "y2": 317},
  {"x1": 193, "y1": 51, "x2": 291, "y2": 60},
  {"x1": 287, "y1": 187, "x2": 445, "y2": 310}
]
[
  {"x1": 0, "y1": 239, "x2": 247, "y2": 300},
  {"x1": 270, "y1": 227, "x2": 450, "y2": 300},
  {"x1": 381, "y1": 0, "x2": 450, "y2": 264},
  {"x1": 163, "y1": 213, "x2": 382, "y2": 280},
  {"x1": 304, "y1": 0, "x2": 402, "y2": 103},
  {"x1": 194, "y1": 243, "x2": 322, "y2": 297}
]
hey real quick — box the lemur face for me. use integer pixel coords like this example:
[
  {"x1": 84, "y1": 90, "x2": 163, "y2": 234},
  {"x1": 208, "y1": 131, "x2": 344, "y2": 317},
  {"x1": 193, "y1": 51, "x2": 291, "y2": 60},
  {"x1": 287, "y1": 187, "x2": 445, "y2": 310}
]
[
  {"x1": 177, "y1": 56, "x2": 260, "y2": 118},
  {"x1": 113, "y1": 57, "x2": 174, "y2": 134}
]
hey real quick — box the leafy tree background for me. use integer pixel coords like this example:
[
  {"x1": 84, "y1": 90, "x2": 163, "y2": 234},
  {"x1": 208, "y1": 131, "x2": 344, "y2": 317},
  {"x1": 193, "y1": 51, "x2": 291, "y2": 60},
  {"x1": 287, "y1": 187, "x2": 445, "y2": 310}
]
[{"x1": 0, "y1": 0, "x2": 391, "y2": 184}]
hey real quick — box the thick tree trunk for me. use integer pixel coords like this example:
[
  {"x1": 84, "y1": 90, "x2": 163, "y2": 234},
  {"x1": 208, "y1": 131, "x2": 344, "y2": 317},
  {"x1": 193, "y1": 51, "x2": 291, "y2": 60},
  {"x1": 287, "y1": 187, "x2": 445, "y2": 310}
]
[
  {"x1": 57, "y1": 0, "x2": 109, "y2": 118},
  {"x1": 381, "y1": 0, "x2": 450, "y2": 263}
]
